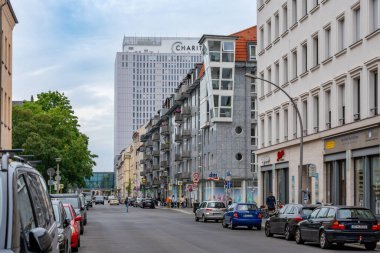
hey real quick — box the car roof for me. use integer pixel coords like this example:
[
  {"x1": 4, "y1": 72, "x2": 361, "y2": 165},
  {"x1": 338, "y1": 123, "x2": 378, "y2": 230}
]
[
  {"x1": 235, "y1": 202, "x2": 257, "y2": 205},
  {"x1": 51, "y1": 200, "x2": 62, "y2": 205},
  {"x1": 51, "y1": 194, "x2": 79, "y2": 198}
]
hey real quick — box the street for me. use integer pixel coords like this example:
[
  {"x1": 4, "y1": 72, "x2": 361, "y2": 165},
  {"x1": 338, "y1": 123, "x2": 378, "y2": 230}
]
[{"x1": 79, "y1": 204, "x2": 378, "y2": 253}]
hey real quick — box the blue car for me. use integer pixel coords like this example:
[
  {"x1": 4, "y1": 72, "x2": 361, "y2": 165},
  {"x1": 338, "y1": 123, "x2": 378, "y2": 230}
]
[{"x1": 222, "y1": 203, "x2": 262, "y2": 230}]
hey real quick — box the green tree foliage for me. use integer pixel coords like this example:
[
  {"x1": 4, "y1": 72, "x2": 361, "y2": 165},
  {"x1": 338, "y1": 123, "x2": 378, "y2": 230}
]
[{"x1": 12, "y1": 91, "x2": 97, "y2": 189}]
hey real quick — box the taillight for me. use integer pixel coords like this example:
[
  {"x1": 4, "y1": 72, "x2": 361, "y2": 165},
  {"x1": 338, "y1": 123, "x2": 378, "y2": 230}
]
[
  {"x1": 294, "y1": 215, "x2": 303, "y2": 222},
  {"x1": 205, "y1": 208, "x2": 213, "y2": 212},
  {"x1": 258, "y1": 213, "x2": 262, "y2": 219},
  {"x1": 331, "y1": 221, "x2": 345, "y2": 230},
  {"x1": 371, "y1": 223, "x2": 380, "y2": 231},
  {"x1": 233, "y1": 212, "x2": 239, "y2": 218}
]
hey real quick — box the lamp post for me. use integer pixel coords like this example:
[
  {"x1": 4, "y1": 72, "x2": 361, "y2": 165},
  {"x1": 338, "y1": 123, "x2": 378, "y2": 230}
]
[
  {"x1": 55, "y1": 158, "x2": 61, "y2": 193},
  {"x1": 245, "y1": 73, "x2": 305, "y2": 204}
]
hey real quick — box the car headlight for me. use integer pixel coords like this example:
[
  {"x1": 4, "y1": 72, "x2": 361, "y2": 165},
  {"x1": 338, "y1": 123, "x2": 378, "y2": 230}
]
[
  {"x1": 58, "y1": 234, "x2": 64, "y2": 243},
  {"x1": 71, "y1": 226, "x2": 75, "y2": 234}
]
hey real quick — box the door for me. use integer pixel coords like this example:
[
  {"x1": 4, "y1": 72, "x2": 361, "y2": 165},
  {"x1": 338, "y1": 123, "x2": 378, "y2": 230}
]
[
  {"x1": 276, "y1": 205, "x2": 291, "y2": 234},
  {"x1": 270, "y1": 205, "x2": 287, "y2": 233},
  {"x1": 370, "y1": 155, "x2": 380, "y2": 216},
  {"x1": 301, "y1": 208, "x2": 320, "y2": 241},
  {"x1": 310, "y1": 207, "x2": 329, "y2": 242}
]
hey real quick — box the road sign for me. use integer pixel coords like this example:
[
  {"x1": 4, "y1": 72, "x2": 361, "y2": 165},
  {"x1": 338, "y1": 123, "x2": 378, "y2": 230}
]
[
  {"x1": 178, "y1": 181, "x2": 183, "y2": 186},
  {"x1": 308, "y1": 164, "x2": 317, "y2": 177},
  {"x1": 193, "y1": 182, "x2": 198, "y2": 188},
  {"x1": 48, "y1": 179, "x2": 54, "y2": 186},
  {"x1": 47, "y1": 168, "x2": 55, "y2": 177},
  {"x1": 192, "y1": 172, "x2": 200, "y2": 182},
  {"x1": 55, "y1": 175, "x2": 61, "y2": 181}
]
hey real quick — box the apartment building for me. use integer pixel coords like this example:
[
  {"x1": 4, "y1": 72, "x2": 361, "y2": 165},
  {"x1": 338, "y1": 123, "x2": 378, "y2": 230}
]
[
  {"x1": 256, "y1": 0, "x2": 380, "y2": 215},
  {"x1": 1, "y1": 0, "x2": 17, "y2": 149}
]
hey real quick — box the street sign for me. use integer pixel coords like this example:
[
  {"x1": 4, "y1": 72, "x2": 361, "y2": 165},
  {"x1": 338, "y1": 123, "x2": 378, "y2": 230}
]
[
  {"x1": 192, "y1": 172, "x2": 200, "y2": 182},
  {"x1": 193, "y1": 182, "x2": 198, "y2": 188},
  {"x1": 55, "y1": 175, "x2": 61, "y2": 181},
  {"x1": 47, "y1": 168, "x2": 55, "y2": 177},
  {"x1": 48, "y1": 179, "x2": 54, "y2": 186},
  {"x1": 308, "y1": 164, "x2": 316, "y2": 177},
  {"x1": 178, "y1": 181, "x2": 183, "y2": 186}
]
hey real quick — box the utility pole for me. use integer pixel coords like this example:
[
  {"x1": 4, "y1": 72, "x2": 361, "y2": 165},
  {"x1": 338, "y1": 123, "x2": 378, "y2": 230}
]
[{"x1": 55, "y1": 158, "x2": 61, "y2": 193}]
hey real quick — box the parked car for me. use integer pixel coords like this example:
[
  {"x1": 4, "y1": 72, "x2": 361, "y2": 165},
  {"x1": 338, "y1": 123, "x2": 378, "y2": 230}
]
[
  {"x1": 195, "y1": 201, "x2": 226, "y2": 222},
  {"x1": 128, "y1": 198, "x2": 136, "y2": 206},
  {"x1": 52, "y1": 200, "x2": 72, "y2": 253},
  {"x1": 222, "y1": 203, "x2": 262, "y2": 230},
  {"x1": 108, "y1": 195, "x2": 116, "y2": 203},
  {"x1": 0, "y1": 151, "x2": 60, "y2": 253},
  {"x1": 85, "y1": 194, "x2": 93, "y2": 208},
  {"x1": 63, "y1": 204, "x2": 81, "y2": 252},
  {"x1": 134, "y1": 197, "x2": 144, "y2": 207},
  {"x1": 51, "y1": 194, "x2": 86, "y2": 234},
  {"x1": 95, "y1": 195, "x2": 105, "y2": 205},
  {"x1": 295, "y1": 206, "x2": 380, "y2": 250},
  {"x1": 142, "y1": 198, "x2": 155, "y2": 209},
  {"x1": 110, "y1": 198, "x2": 120, "y2": 205},
  {"x1": 79, "y1": 194, "x2": 89, "y2": 221},
  {"x1": 265, "y1": 204, "x2": 318, "y2": 240}
]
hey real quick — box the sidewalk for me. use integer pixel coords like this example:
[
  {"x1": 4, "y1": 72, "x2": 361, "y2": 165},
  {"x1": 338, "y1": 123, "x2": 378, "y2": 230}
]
[{"x1": 162, "y1": 206, "x2": 194, "y2": 215}]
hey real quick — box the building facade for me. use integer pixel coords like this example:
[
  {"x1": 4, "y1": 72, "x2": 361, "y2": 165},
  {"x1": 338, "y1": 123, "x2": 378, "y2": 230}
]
[
  {"x1": 114, "y1": 37, "x2": 203, "y2": 166},
  {"x1": 1, "y1": 0, "x2": 17, "y2": 149},
  {"x1": 256, "y1": 0, "x2": 380, "y2": 215},
  {"x1": 84, "y1": 172, "x2": 115, "y2": 195},
  {"x1": 140, "y1": 27, "x2": 258, "y2": 205}
]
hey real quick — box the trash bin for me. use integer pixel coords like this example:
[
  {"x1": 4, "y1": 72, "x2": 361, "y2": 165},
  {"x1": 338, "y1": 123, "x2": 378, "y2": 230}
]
[{"x1": 193, "y1": 202, "x2": 200, "y2": 213}]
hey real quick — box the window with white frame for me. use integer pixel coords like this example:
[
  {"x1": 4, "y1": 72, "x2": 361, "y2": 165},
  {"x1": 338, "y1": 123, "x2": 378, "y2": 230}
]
[
  {"x1": 353, "y1": 6, "x2": 361, "y2": 42},
  {"x1": 337, "y1": 15, "x2": 345, "y2": 52},
  {"x1": 338, "y1": 84, "x2": 346, "y2": 125},
  {"x1": 275, "y1": 13, "x2": 280, "y2": 38},
  {"x1": 301, "y1": 42, "x2": 308, "y2": 73},
  {"x1": 249, "y1": 44, "x2": 256, "y2": 60},
  {"x1": 283, "y1": 4, "x2": 289, "y2": 32},
  {"x1": 353, "y1": 77, "x2": 361, "y2": 120},
  {"x1": 313, "y1": 95, "x2": 319, "y2": 132},
  {"x1": 275, "y1": 61, "x2": 280, "y2": 85},
  {"x1": 268, "y1": 115, "x2": 272, "y2": 145},
  {"x1": 325, "y1": 89, "x2": 332, "y2": 128},
  {"x1": 312, "y1": 0, "x2": 319, "y2": 8},
  {"x1": 209, "y1": 41, "x2": 221, "y2": 62},
  {"x1": 324, "y1": 25, "x2": 331, "y2": 59},
  {"x1": 302, "y1": 0, "x2": 307, "y2": 17},
  {"x1": 267, "y1": 67, "x2": 272, "y2": 92},
  {"x1": 302, "y1": 99, "x2": 308, "y2": 135},
  {"x1": 260, "y1": 27, "x2": 265, "y2": 50},
  {"x1": 222, "y1": 41, "x2": 234, "y2": 62},
  {"x1": 283, "y1": 56, "x2": 289, "y2": 83},
  {"x1": 213, "y1": 95, "x2": 232, "y2": 118},
  {"x1": 250, "y1": 151, "x2": 257, "y2": 173},
  {"x1": 292, "y1": 49, "x2": 298, "y2": 78},
  {"x1": 284, "y1": 108, "x2": 289, "y2": 140},
  {"x1": 369, "y1": 70, "x2": 378, "y2": 115},
  {"x1": 261, "y1": 118, "x2": 265, "y2": 146},
  {"x1": 370, "y1": 0, "x2": 379, "y2": 32},
  {"x1": 293, "y1": 104, "x2": 298, "y2": 138},
  {"x1": 267, "y1": 19, "x2": 272, "y2": 45},
  {"x1": 275, "y1": 112, "x2": 280, "y2": 143},
  {"x1": 312, "y1": 34, "x2": 319, "y2": 66},
  {"x1": 260, "y1": 72, "x2": 265, "y2": 97},
  {"x1": 292, "y1": 0, "x2": 298, "y2": 24},
  {"x1": 251, "y1": 124, "x2": 257, "y2": 146}
]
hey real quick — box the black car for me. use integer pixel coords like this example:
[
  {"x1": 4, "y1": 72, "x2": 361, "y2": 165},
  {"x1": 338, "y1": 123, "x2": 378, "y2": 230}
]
[
  {"x1": 51, "y1": 194, "x2": 86, "y2": 235},
  {"x1": 142, "y1": 198, "x2": 155, "y2": 209},
  {"x1": 295, "y1": 206, "x2": 380, "y2": 250},
  {"x1": 128, "y1": 198, "x2": 136, "y2": 206},
  {"x1": 265, "y1": 204, "x2": 318, "y2": 240},
  {"x1": 1, "y1": 150, "x2": 60, "y2": 253},
  {"x1": 52, "y1": 200, "x2": 72, "y2": 253}
]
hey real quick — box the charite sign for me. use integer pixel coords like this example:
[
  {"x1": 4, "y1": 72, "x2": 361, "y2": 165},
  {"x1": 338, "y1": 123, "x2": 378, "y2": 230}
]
[{"x1": 171, "y1": 41, "x2": 202, "y2": 53}]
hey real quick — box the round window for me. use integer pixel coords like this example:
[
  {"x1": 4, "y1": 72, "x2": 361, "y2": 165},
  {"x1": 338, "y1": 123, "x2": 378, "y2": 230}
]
[
  {"x1": 236, "y1": 153, "x2": 243, "y2": 161},
  {"x1": 235, "y1": 126, "x2": 242, "y2": 134}
]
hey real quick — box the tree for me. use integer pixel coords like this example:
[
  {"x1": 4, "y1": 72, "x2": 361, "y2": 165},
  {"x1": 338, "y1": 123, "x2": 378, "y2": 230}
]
[{"x1": 12, "y1": 91, "x2": 97, "y2": 189}]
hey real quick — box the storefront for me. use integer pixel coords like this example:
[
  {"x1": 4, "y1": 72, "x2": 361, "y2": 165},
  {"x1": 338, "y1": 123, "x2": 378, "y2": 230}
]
[{"x1": 324, "y1": 126, "x2": 380, "y2": 215}]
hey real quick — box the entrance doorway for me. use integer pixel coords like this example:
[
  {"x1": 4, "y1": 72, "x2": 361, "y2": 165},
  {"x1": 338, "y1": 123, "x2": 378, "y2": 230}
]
[{"x1": 325, "y1": 160, "x2": 346, "y2": 205}]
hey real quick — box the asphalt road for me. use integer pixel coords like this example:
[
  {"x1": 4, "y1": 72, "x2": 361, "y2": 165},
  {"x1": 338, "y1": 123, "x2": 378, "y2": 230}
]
[{"x1": 79, "y1": 204, "x2": 378, "y2": 253}]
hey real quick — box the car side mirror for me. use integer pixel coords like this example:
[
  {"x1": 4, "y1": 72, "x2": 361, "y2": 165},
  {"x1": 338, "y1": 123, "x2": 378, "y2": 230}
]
[
  {"x1": 75, "y1": 215, "x2": 82, "y2": 222},
  {"x1": 63, "y1": 218, "x2": 70, "y2": 228},
  {"x1": 28, "y1": 227, "x2": 53, "y2": 253}
]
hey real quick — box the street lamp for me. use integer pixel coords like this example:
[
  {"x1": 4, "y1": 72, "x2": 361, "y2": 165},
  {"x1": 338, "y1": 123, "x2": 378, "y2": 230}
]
[
  {"x1": 244, "y1": 73, "x2": 305, "y2": 204},
  {"x1": 55, "y1": 157, "x2": 61, "y2": 193}
]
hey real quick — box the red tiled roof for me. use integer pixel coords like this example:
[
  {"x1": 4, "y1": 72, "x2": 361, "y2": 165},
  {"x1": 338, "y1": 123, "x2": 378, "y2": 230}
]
[{"x1": 230, "y1": 26, "x2": 257, "y2": 62}]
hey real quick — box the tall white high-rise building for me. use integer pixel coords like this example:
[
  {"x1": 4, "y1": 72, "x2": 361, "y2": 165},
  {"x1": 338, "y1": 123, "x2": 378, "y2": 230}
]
[{"x1": 114, "y1": 37, "x2": 202, "y2": 162}]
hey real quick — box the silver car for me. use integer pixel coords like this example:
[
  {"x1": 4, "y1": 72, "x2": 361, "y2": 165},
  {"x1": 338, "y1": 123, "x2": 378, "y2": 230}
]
[{"x1": 195, "y1": 201, "x2": 226, "y2": 222}]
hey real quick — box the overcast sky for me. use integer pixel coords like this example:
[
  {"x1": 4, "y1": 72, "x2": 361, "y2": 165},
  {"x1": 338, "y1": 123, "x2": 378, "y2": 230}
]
[{"x1": 11, "y1": 0, "x2": 257, "y2": 172}]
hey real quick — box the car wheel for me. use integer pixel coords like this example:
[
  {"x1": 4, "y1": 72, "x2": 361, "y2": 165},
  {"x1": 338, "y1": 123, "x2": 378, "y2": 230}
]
[
  {"x1": 247, "y1": 226, "x2": 253, "y2": 230},
  {"x1": 319, "y1": 231, "x2": 331, "y2": 249},
  {"x1": 295, "y1": 228, "x2": 304, "y2": 244},
  {"x1": 364, "y1": 242, "x2": 377, "y2": 250},
  {"x1": 256, "y1": 225, "x2": 261, "y2": 231},
  {"x1": 72, "y1": 246, "x2": 78, "y2": 252},
  {"x1": 222, "y1": 217, "x2": 228, "y2": 228},
  {"x1": 284, "y1": 224, "x2": 292, "y2": 241},
  {"x1": 265, "y1": 222, "x2": 273, "y2": 237},
  {"x1": 202, "y1": 215, "x2": 207, "y2": 223},
  {"x1": 195, "y1": 215, "x2": 199, "y2": 222},
  {"x1": 80, "y1": 225, "x2": 84, "y2": 235}
]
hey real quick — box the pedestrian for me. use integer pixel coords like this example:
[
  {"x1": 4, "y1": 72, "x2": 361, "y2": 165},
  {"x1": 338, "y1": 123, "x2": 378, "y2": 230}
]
[
  {"x1": 125, "y1": 197, "x2": 129, "y2": 213},
  {"x1": 172, "y1": 195, "x2": 176, "y2": 208},
  {"x1": 185, "y1": 197, "x2": 189, "y2": 208},
  {"x1": 227, "y1": 197, "x2": 233, "y2": 206},
  {"x1": 166, "y1": 196, "x2": 171, "y2": 208},
  {"x1": 181, "y1": 195, "x2": 185, "y2": 208},
  {"x1": 266, "y1": 191, "x2": 276, "y2": 214}
]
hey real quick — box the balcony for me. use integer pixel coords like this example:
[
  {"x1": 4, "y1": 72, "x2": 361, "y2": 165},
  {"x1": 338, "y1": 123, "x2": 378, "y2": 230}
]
[
  {"x1": 181, "y1": 150, "x2": 191, "y2": 159},
  {"x1": 144, "y1": 154, "x2": 152, "y2": 161},
  {"x1": 161, "y1": 125, "x2": 170, "y2": 135},
  {"x1": 175, "y1": 134, "x2": 183, "y2": 143},
  {"x1": 174, "y1": 93, "x2": 184, "y2": 103},
  {"x1": 160, "y1": 143, "x2": 170, "y2": 151},
  {"x1": 175, "y1": 154, "x2": 182, "y2": 162},
  {"x1": 146, "y1": 140, "x2": 153, "y2": 147},
  {"x1": 160, "y1": 160, "x2": 169, "y2": 168},
  {"x1": 182, "y1": 129, "x2": 191, "y2": 139},
  {"x1": 182, "y1": 106, "x2": 191, "y2": 117},
  {"x1": 140, "y1": 171, "x2": 146, "y2": 176},
  {"x1": 152, "y1": 179, "x2": 160, "y2": 187},
  {"x1": 152, "y1": 165, "x2": 160, "y2": 171},
  {"x1": 152, "y1": 150, "x2": 160, "y2": 157},
  {"x1": 152, "y1": 133, "x2": 160, "y2": 141},
  {"x1": 175, "y1": 114, "x2": 183, "y2": 123}
]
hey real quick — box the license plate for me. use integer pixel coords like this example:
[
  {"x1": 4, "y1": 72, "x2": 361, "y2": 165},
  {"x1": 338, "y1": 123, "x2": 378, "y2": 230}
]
[
  {"x1": 351, "y1": 225, "x2": 367, "y2": 229},
  {"x1": 244, "y1": 214, "x2": 253, "y2": 217},
  {"x1": 213, "y1": 213, "x2": 221, "y2": 215}
]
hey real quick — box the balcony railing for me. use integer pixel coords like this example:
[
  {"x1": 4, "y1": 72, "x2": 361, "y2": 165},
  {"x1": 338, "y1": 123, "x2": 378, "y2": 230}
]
[
  {"x1": 175, "y1": 114, "x2": 183, "y2": 123},
  {"x1": 160, "y1": 143, "x2": 170, "y2": 151},
  {"x1": 182, "y1": 129, "x2": 191, "y2": 139},
  {"x1": 181, "y1": 150, "x2": 191, "y2": 159},
  {"x1": 175, "y1": 154, "x2": 182, "y2": 162},
  {"x1": 161, "y1": 125, "x2": 170, "y2": 135},
  {"x1": 152, "y1": 165, "x2": 160, "y2": 171},
  {"x1": 146, "y1": 140, "x2": 153, "y2": 147},
  {"x1": 152, "y1": 133, "x2": 160, "y2": 141},
  {"x1": 175, "y1": 134, "x2": 183, "y2": 143},
  {"x1": 160, "y1": 160, "x2": 169, "y2": 168},
  {"x1": 152, "y1": 150, "x2": 160, "y2": 157},
  {"x1": 182, "y1": 106, "x2": 191, "y2": 117}
]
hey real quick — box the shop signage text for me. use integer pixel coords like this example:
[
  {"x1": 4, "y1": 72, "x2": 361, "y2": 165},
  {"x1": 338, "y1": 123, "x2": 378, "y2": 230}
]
[{"x1": 171, "y1": 41, "x2": 202, "y2": 53}]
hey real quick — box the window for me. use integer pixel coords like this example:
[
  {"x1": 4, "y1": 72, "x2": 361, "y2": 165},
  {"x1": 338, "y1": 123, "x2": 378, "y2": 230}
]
[
  {"x1": 249, "y1": 44, "x2": 256, "y2": 60},
  {"x1": 353, "y1": 77, "x2": 361, "y2": 120},
  {"x1": 275, "y1": 112, "x2": 280, "y2": 143},
  {"x1": 268, "y1": 116, "x2": 272, "y2": 145},
  {"x1": 283, "y1": 56, "x2": 289, "y2": 83},
  {"x1": 17, "y1": 175, "x2": 36, "y2": 243},
  {"x1": 275, "y1": 61, "x2": 280, "y2": 85},
  {"x1": 316, "y1": 207, "x2": 329, "y2": 218},
  {"x1": 251, "y1": 124, "x2": 257, "y2": 145},
  {"x1": 370, "y1": 71, "x2": 378, "y2": 115},
  {"x1": 313, "y1": 95, "x2": 319, "y2": 132},
  {"x1": 293, "y1": 103, "x2": 298, "y2": 138},
  {"x1": 267, "y1": 67, "x2": 272, "y2": 92},
  {"x1": 302, "y1": 100, "x2": 308, "y2": 135},
  {"x1": 370, "y1": 0, "x2": 379, "y2": 32},
  {"x1": 222, "y1": 41, "x2": 234, "y2": 62},
  {"x1": 274, "y1": 13, "x2": 280, "y2": 38},
  {"x1": 292, "y1": 0, "x2": 298, "y2": 24},
  {"x1": 309, "y1": 208, "x2": 320, "y2": 219},
  {"x1": 337, "y1": 16, "x2": 345, "y2": 51},
  {"x1": 260, "y1": 72, "x2": 265, "y2": 97},
  {"x1": 292, "y1": 49, "x2": 298, "y2": 78},
  {"x1": 267, "y1": 19, "x2": 272, "y2": 44},
  {"x1": 353, "y1": 6, "x2": 361, "y2": 42},
  {"x1": 324, "y1": 25, "x2": 331, "y2": 59},
  {"x1": 301, "y1": 42, "x2": 308, "y2": 73},
  {"x1": 284, "y1": 108, "x2": 289, "y2": 140},
  {"x1": 261, "y1": 118, "x2": 265, "y2": 146},
  {"x1": 283, "y1": 4, "x2": 288, "y2": 32},
  {"x1": 260, "y1": 27, "x2": 265, "y2": 50},
  {"x1": 338, "y1": 84, "x2": 346, "y2": 125},
  {"x1": 325, "y1": 89, "x2": 332, "y2": 128},
  {"x1": 312, "y1": 34, "x2": 319, "y2": 66},
  {"x1": 302, "y1": 0, "x2": 307, "y2": 17},
  {"x1": 312, "y1": 0, "x2": 319, "y2": 8}
]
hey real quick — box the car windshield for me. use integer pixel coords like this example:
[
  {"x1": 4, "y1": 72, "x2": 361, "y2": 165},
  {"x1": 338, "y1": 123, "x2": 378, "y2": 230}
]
[
  {"x1": 64, "y1": 207, "x2": 73, "y2": 220},
  {"x1": 207, "y1": 202, "x2": 225, "y2": 208},
  {"x1": 58, "y1": 197, "x2": 79, "y2": 209},
  {"x1": 53, "y1": 204, "x2": 61, "y2": 224},
  {"x1": 301, "y1": 208, "x2": 314, "y2": 216},
  {"x1": 338, "y1": 208, "x2": 376, "y2": 220},
  {"x1": 237, "y1": 204, "x2": 257, "y2": 211},
  {"x1": 95, "y1": 196, "x2": 103, "y2": 200},
  {"x1": 85, "y1": 196, "x2": 91, "y2": 201},
  {"x1": 145, "y1": 199, "x2": 152, "y2": 202}
]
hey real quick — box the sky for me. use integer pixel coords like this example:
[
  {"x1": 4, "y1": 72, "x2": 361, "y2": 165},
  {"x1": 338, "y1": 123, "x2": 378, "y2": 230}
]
[{"x1": 11, "y1": 0, "x2": 257, "y2": 172}]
